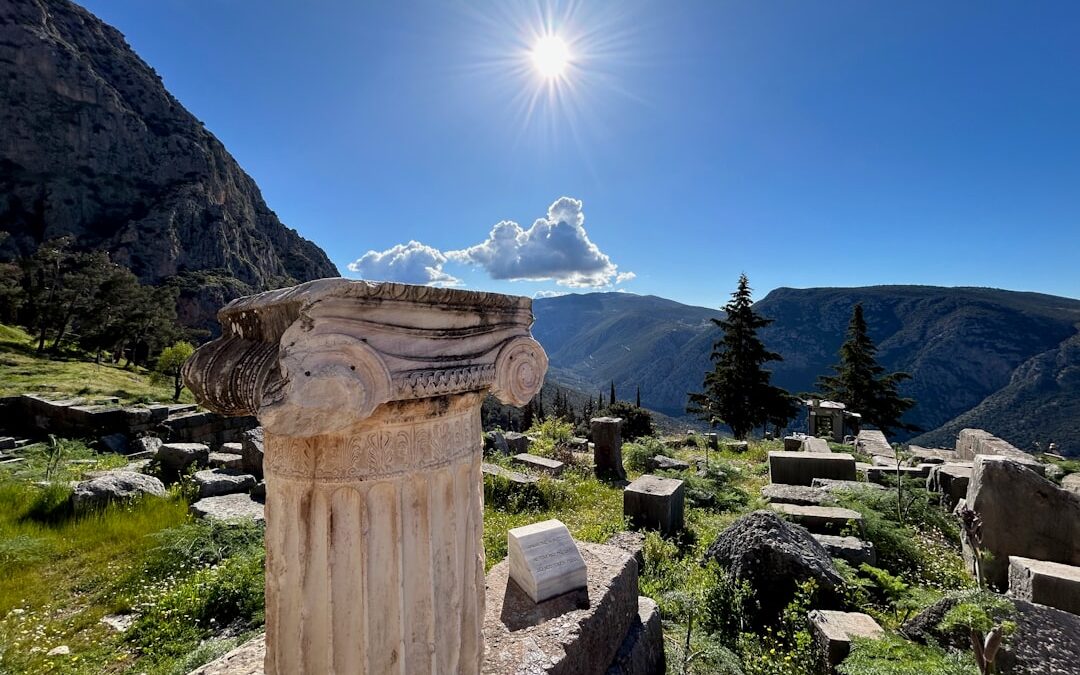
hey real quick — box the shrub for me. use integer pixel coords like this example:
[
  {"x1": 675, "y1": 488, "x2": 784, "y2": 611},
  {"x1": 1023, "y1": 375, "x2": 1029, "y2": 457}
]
[
  {"x1": 681, "y1": 461, "x2": 750, "y2": 513},
  {"x1": 622, "y1": 437, "x2": 666, "y2": 472},
  {"x1": 595, "y1": 401, "x2": 654, "y2": 440},
  {"x1": 837, "y1": 636, "x2": 978, "y2": 675}
]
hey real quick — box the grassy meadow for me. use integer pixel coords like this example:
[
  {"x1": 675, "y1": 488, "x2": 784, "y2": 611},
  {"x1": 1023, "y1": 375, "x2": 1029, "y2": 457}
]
[{"x1": 0, "y1": 323, "x2": 193, "y2": 404}]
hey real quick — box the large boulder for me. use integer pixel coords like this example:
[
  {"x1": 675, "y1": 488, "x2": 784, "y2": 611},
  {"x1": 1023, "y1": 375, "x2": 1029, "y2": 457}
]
[
  {"x1": 240, "y1": 427, "x2": 264, "y2": 479},
  {"x1": 71, "y1": 470, "x2": 166, "y2": 510},
  {"x1": 966, "y1": 456, "x2": 1080, "y2": 587},
  {"x1": 904, "y1": 596, "x2": 1080, "y2": 675},
  {"x1": 703, "y1": 510, "x2": 844, "y2": 621}
]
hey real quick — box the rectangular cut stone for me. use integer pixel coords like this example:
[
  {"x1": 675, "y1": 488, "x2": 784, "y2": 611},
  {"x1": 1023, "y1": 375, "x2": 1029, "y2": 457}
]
[
  {"x1": 503, "y1": 431, "x2": 531, "y2": 454},
  {"x1": 770, "y1": 503, "x2": 864, "y2": 535},
  {"x1": 769, "y1": 451, "x2": 856, "y2": 486},
  {"x1": 761, "y1": 483, "x2": 835, "y2": 506},
  {"x1": 967, "y1": 456, "x2": 1080, "y2": 587},
  {"x1": 813, "y1": 534, "x2": 877, "y2": 566},
  {"x1": 862, "y1": 463, "x2": 934, "y2": 484},
  {"x1": 592, "y1": 417, "x2": 626, "y2": 480},
  {"x1": 955, "y1": 429, "x2": 1045, "y2": 475},
  {"x1": 802, "y1": 437, "x2": 831, "y2": 453},
  {"x1": 511, "y1": 453, "x2": 565, "y2": 476},
  {"x1": 927, "y1": 463, "x2": 972, "y2": 507},
  {"x1": 784, "y1": 435, "x2": 806, "y2": 452},
  {"x1": 1009, "y1": 556, "x2": 1080, "y2": 616},
  {"x1": 606, "y1": 596, "x2": 665, "y2": 675},
  {"x1": 484, "y1": 542, "x2": 637, "y2": 675},
  {"x1": 856, "y1": 430, "x2": 894, "y2": 458},
  {"x1": 809, "y1": 610, "x2": 883, "y2": 666},
  {"x1": 908, "y1": 445, "x2": 958, "y2": 464},
  {"x1": 483, "y1": 462, "x2": 538, "y2": 485},
  {"x1": 624, "y1": 474, "x2": 685, "y2": 535},
  {"x1": 508, "y1": 519, "x2": 588, "y2": 604}
]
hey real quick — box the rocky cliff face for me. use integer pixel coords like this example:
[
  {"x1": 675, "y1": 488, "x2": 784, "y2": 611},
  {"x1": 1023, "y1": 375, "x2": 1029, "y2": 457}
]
[{"x1": 0, "y1": 0, "x2": 338, "y2": 328}]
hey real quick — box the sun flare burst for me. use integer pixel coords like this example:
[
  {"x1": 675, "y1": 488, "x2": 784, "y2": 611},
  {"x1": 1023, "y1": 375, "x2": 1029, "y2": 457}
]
[{"x1": 531, "y1": 35, "x2": 571, "y2": 79}]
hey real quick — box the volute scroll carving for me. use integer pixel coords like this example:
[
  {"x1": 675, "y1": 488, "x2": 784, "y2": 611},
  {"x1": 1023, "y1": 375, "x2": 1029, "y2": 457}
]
[{"x1": 490, "y1": 335, "x2": 548, "y2": 407}]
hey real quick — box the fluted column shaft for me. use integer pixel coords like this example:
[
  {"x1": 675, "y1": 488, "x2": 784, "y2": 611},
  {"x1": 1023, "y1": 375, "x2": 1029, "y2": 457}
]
[{"x1": 263, "y1": 394, "x2": 485, "y2": 674}]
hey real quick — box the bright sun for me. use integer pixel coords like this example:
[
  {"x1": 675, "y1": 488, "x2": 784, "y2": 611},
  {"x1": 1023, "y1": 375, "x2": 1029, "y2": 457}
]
[{"x1": 531, "y1": 35, "x2": 571, "y2": 79}]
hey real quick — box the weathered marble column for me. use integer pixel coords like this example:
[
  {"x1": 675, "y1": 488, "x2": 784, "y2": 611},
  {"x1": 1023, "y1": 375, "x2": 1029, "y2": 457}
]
[{"x1": 182, "y1": 279, "x2": 547, "y2": 675}]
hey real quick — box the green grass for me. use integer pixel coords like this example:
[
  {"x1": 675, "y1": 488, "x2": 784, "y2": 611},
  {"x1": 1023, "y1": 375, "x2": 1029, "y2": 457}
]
[
  {"x1": 0, "y1": 438, "x2": 129, "y2": 484},
  {"x1": 0, "y1": 323, "x2": 192, "y2": 403},
  {"x1": 0, "y1": 477, "x2": 267, "y2": 675},
  {"x1": 0, "y1": 482, "x2": 191, "y2": 673}
]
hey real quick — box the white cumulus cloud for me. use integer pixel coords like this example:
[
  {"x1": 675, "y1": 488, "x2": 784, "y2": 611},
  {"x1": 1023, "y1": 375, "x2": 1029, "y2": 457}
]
[
  {"x1": 446, "y1": 197, "x2": 631, "y2": 288},
  {"x1": 346, "y1": 240, "x2": 461, "y2": 287}
]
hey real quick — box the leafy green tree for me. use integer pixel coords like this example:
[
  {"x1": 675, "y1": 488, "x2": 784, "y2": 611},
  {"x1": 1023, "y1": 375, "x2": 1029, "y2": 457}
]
[
  {"x1": 818, "y1": 304, "x2": 917, "y2": 435},
  {"x1": 154, "y1": 341, "x2": 195, "y2": 401},
  {"x1": 688, "y1": 274, "x2": 797, "y2": 439}
]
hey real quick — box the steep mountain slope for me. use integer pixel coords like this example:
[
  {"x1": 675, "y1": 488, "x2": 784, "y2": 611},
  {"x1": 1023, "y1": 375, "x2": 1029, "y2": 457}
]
[
  {"x1": 0, "y1": 0, "x2": 337, "y2": 328},
  {"x1": 912, "y1": 332, "x2": 1080, "y2": 452},
  {"x1": 531, "y1": 293, "x2": 722, "y2": 412},
  {"x1": 533, "y1": 286, "x2": 1080, "y2": 453}
]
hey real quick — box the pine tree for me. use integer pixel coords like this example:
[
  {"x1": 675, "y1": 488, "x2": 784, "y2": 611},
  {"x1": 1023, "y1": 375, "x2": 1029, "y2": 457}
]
[
  {"x1": 818, "y1": 304, "x2": 917, "y2": 435},
  {"x1": 522, "y1": 397, "x2": 535, "y2": 430},
  {"x1": 687, "y1": 274, "x2": 797, "y2": 439}
]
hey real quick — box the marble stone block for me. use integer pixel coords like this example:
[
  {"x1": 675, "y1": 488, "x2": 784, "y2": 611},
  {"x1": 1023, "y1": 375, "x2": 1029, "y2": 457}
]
[{"x1": 508, "y1": 519, "x2": 588, "y2": 604}]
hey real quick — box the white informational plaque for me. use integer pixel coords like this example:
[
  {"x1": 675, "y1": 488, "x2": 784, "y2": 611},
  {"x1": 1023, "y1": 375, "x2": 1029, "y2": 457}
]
[{"x1": 507, "y1": 518, "x2": 588, "y2": 603}]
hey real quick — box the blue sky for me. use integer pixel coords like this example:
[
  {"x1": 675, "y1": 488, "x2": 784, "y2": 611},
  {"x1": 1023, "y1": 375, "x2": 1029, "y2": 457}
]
[{"x1": 82, "y1": 0, "x2": 1080, "y2": 307}]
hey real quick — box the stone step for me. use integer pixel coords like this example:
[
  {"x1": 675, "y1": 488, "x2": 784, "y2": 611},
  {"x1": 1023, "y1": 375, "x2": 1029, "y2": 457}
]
[
  {"x1": 1009, "y1": 556, "x2": 1080, "y2": 616},
  {"x1": 769, "y1": 503, "x2": 863, "y2": 535},
  {"x1": 811, "y1": 478, "x2": 886, "y2": 493},
  {"x1": 809, "y1": 610, "x2": 884, "y2": 667},
  {"x1": 761, "y1": 484, "x2": 835, "y2": 507},
  {"x1": 856, "y1": 430, "x2": 895, "y2": 458},
  {"x1": 647, "y1": 454, "x2": 690, "y2": 471},
  {"x1": 769, "y1": 451, "x2": 856, "y2": 486},
  {"x1": 194, "y1": 468, "x2": 258, "y2": 499},
  {"x1": 812, "y1": 534, "x2": 877, "y2": 566},
  {"x1": 190, "y1": 493, "x2": 265, "y2": 523},
  {"x1": 482, "y1": 462, "x2": 538, "y2": 486},
  {"x1": 208, "y1": 451, "x2": 245, "y2": 471},
  {"x1": 801, "y1": 437, "x2": 831, "y2": 453},
  {"x1": 511, "y1": 452, "x2": 565, "y2": 477},
  {"x1": 0, "y1": 437, "x2": 15, "y2": 451}
]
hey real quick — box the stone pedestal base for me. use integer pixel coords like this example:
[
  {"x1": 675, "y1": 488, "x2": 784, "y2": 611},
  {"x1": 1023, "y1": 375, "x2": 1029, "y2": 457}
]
[{"x1": 482, "y1": 542, "x2": 661, "y2": 675}]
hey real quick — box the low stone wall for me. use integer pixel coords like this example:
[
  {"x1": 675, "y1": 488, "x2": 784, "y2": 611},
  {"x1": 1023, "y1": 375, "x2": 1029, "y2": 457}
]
[{"x1": 0, "y1": 394, "x2": 255, "y2": 449}]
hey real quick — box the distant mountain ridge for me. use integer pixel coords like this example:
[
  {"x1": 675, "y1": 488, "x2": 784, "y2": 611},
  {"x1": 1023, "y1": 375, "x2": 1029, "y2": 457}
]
[
  {"x1": 533, "y1": 286, "x2": 1080, "y2": 455},
  {"x1": 0, "y1": 0, "x2": 338, "y2": 329}
]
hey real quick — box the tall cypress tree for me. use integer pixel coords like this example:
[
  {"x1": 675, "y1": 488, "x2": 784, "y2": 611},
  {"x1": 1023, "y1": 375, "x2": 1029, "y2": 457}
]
[
  {"x1": 818, "y1": 304, "x2": 917, "y2": 435},
  {"x1": 688, "y1": 274, "x2": 796, "y2": 439},
  {"x1": 610, "y1": 380, "x2": 616, "y2": 407},
  {"x1": 636, "y1": 386, "x2": 641, "y2": 408}
]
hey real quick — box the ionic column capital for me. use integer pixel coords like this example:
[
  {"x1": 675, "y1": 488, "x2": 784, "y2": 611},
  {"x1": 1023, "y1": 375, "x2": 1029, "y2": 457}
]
[{"x1": 182, "y1": 278, "x2": 547, "y2": 437}]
